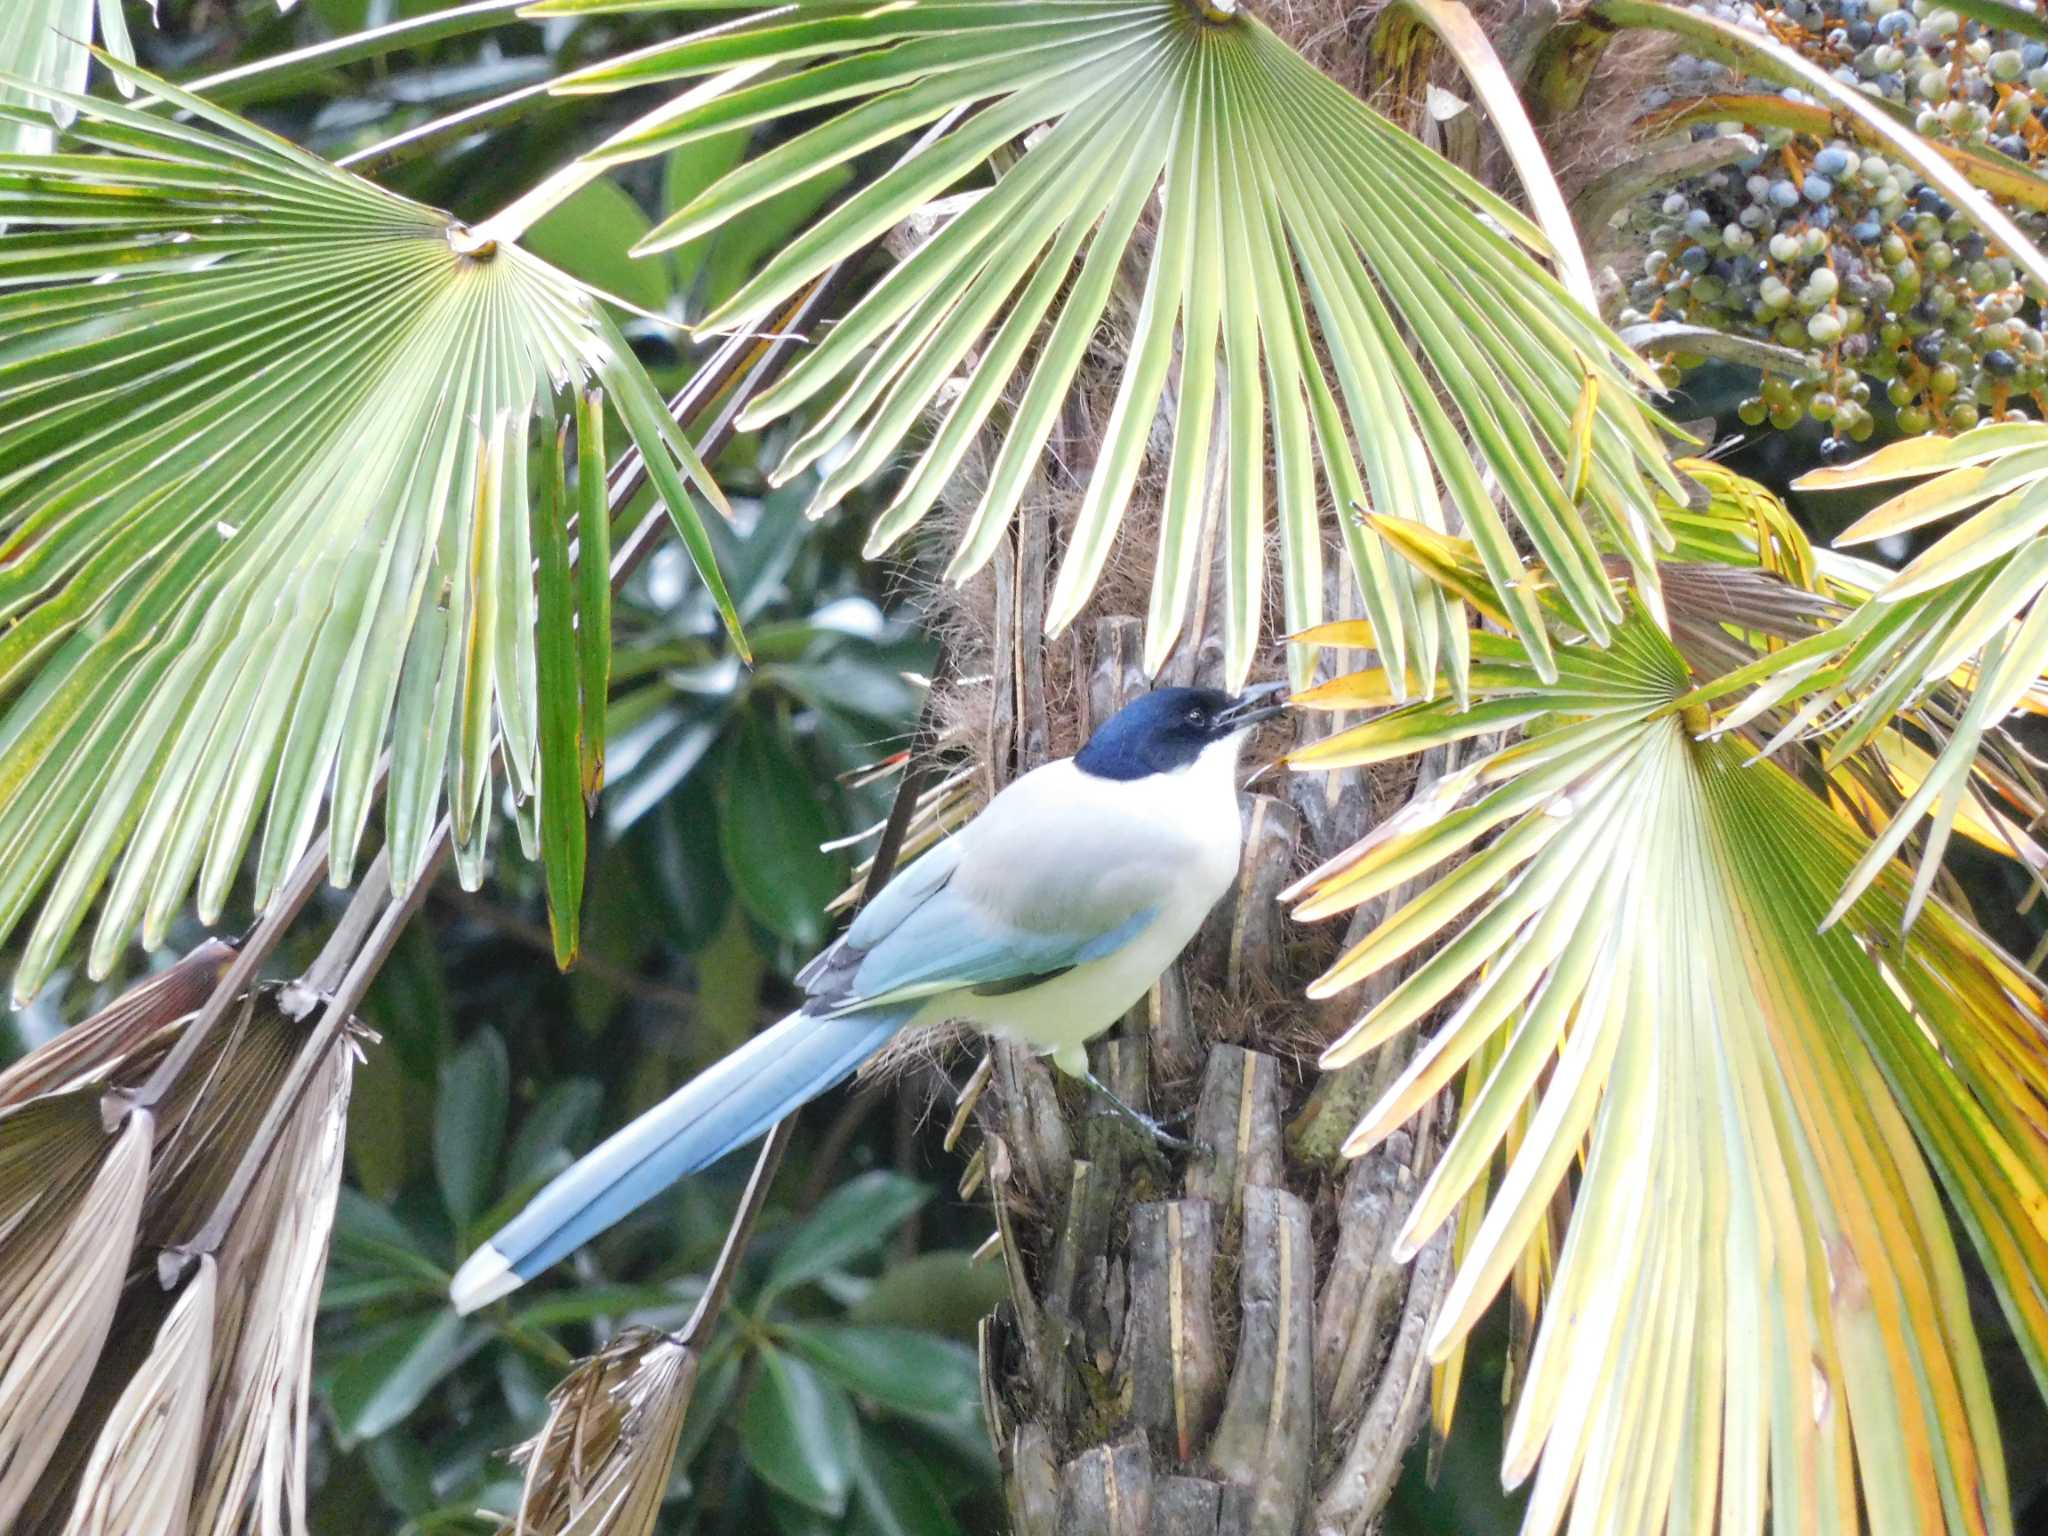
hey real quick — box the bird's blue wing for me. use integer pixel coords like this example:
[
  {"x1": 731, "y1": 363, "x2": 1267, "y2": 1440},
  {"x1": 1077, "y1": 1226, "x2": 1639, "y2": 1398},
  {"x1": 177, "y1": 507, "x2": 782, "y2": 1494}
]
[
  {"x1": 796, "y1": 835, "x2": 965, "y2": 1005},
  {"x1": 822, "y1": 878, "x2": 1159, "y2": 1014}
]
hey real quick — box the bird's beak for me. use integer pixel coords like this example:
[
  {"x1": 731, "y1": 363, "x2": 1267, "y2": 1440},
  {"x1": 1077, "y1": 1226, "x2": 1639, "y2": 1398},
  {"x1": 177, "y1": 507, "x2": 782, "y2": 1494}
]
[{"x1": 1217, "y1": 679, "x2": 1289, "y2": 733}]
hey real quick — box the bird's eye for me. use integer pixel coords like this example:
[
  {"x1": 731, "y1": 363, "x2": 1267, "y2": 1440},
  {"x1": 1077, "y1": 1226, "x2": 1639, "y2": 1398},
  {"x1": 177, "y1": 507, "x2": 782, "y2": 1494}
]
[{"x1": 1186, "y1": 707, "x2": 1206, "y2": 726}]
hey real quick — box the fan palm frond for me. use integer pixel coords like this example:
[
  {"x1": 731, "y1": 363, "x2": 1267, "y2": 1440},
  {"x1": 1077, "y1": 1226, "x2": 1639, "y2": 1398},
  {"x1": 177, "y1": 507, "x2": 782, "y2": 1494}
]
[
  {"x1": 1650, "y1": 426, "x2": 2048, "y2": 930},
  {"x1": 0, "y1": 1, "x2": 134, "y2": 159},
  {"x1": 0, "y1": 59, "x2": 738, "y2": 1000},
  {"x1": 1288, "y1": 601, "x2": 2048, "y2": 1536},
  {"x1": 523, "y1": 0, "x2": 1685, "y2": 690}
]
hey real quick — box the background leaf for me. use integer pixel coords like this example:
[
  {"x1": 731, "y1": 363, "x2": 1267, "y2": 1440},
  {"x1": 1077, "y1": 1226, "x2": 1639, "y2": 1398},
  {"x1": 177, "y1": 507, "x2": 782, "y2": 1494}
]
[
  {"x1": 761, "y1": 1171, "x2": 931, "y2": 1304},
  {"x1": 786, "y1": 1325, "x2": 981, "y2": 1420},
  {"x1": 718, "y1": 710, "x2": 847, "y2": 950},
  {"x1": 434, "y1": 1028, "x2": 510, "y2": 1231},
  {"x1": 739, "y1": 1347, "x2": 858, "y2": 1516},
  {"x1": 325, "y1": 1312, "x2": 478, "y2": 1448}
]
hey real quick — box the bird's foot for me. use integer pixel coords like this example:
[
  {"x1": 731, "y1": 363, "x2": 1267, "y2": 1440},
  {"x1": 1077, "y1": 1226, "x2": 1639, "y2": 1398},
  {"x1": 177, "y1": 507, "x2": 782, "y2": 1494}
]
[{"x1": 1081, "y1": 1069, "x2": 1194, "y2": 1153}]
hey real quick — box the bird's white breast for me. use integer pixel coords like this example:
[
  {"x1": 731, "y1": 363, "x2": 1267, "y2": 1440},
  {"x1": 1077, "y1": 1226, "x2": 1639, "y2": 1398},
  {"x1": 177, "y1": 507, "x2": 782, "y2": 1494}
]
[{"x1": 934, "y1": 736, "x2": 1247, "y2": 1057}]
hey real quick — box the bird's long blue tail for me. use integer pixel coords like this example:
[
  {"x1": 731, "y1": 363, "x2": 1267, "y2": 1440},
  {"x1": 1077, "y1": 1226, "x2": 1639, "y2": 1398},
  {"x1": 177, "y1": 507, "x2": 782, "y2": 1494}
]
[{"x1": 449, "y1": 1006, "x2": 908, "y2": 1313}]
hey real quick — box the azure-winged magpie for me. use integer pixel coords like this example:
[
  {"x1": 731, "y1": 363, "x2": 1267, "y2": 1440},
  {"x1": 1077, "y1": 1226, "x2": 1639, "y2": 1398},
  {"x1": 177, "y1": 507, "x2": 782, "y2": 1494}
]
[{"x1": 450, "y1": 681, "x2": 1287, "y2": 1313}]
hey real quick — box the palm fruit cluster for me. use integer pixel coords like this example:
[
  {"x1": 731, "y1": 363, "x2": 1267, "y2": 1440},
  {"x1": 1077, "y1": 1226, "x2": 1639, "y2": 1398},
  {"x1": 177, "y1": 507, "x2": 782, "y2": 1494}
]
[{"x1": 1619, "y1": 0, "x2": 2048, "y2": 454}]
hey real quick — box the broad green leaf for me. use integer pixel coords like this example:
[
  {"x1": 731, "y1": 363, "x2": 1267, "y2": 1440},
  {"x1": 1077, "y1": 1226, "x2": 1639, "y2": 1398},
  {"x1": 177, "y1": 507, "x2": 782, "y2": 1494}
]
[
  {"x1": 503, "y1": 1076, "x2": 604, "y2": 1193},
  {"x1": 346, "y1": 1033, "x2": 418, "y2": 1202},
  {"x1": 848, "y1": 1250, "x2": 1010, "y2": 1340},
  {"x1": 760, "y1": 1170, "x2": 930, "y2": 1303},
  {"x1": 434, "y1": 1029, "x2": 511, "y2": 1229},
  {"x1": 330, "y1": 1187, "x2": 447, "y2": 1286},
  {"x1": 324, "y1": 1311, "x2": 478, "y2": 1448},
  {"x1": 739, "y1": 1346, "x2": 858, "y2": 1516},
  {"x1": 662, "y1": 127, "x2": 748, "y2": 295},
  {"x1": 717, "y1": 709, "x2": 845, "y2": 949},
  {"x1": 850, "y1": 1424, "x2": 964, "y2": 1536},
  {"x1": 699, "y1": 162, "x2": 854, "y2": 312},
  {"x1": 521, "y1": 176, "x2": 673, "y2": 312},
  {"x1": 786, "y1": 1325, "x2": 980, "y2": 1420}
]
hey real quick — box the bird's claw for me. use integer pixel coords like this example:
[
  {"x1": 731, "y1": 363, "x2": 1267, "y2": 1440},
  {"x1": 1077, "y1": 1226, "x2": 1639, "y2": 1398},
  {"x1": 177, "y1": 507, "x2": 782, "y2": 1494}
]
[
  {"x1": 1081, "y1": 1069, "x2": 1197, "y2": 1153},
  {"x1": 1129, "y1": 1115, "x2": 1194, "y2": 1153}
]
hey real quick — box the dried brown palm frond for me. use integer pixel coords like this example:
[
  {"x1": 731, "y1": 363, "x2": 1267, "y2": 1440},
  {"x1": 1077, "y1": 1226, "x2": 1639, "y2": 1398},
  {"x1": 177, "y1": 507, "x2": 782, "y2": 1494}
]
[
  {"x1": 186, "y1": 1013, "x2": 355, "y2": 1536},
  {"x1": 112, "y1": 986, "x2": 358, "y2": 1536},
  {"x1": 53, "y1": 1258, "x2": 216, "y2": 1536},
  {"x1": 500, "y1": 1327, "x2": 697, "y2": 1536},
  {"x1": 0, "y1": 1095, "x2": 153, "y2": 1527},
  {"x1": 0, "y1": 942, "x2": 237, "y2": 1110},
  {"x1": 0, "y1": 960, "x2": 361, "y2": 1536}
]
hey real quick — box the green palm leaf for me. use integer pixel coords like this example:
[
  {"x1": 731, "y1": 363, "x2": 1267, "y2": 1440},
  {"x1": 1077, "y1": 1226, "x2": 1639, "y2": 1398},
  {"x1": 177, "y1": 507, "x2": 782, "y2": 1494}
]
[
  {"x1": 1644, "y1": 427, "x2": 2048, "y2": 933},
  {"x1": 0, "y1": 59, "x2": 738, "y2": 1002},
  {"x1": 527, "y1": 0, "x2": 1686, "y2": 689},
  {"x1": 1290, "y1": 603, "x2": 2048, "y2": 1535},
  {"x1": 1, "y1": 0, "x2": 133, "y2": 158}
]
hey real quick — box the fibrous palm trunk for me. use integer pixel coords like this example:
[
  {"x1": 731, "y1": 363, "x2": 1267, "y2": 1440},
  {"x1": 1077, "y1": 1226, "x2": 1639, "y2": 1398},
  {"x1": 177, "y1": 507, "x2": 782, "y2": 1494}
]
[
  {"x1": 922, "y1": 4, "x2": 1631, "y2": 1525},
  {"x1": 946, "y1": 522, "x2": 1456, "y2": 1536}
]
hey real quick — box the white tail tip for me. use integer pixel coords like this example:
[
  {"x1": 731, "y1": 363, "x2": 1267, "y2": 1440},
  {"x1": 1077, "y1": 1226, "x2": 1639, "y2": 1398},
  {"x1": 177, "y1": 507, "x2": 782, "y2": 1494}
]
[{"x1": 449, "y1": 1243, "x2": 520, "y2": 1315}]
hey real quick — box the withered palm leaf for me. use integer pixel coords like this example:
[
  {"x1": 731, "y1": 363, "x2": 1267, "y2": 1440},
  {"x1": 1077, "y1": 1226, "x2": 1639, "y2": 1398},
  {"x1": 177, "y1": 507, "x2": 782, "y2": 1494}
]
[
  {"x1": 126, "y1": 991, "x2": 359, "y2": 1535},
  {"x1": 53, "y1": 1257, "x2": 215, "y2": 1536},
  {"x1": 0, "y1": 979, "x2": 359, "y2": 1536},
  {"x1": 0, "y1": 1095, "x2": 152, "y2": 1528},
  {"x1": 503, "y1": 1327, "x2": 696, "y2": 1536},
  {"x1": 0, "y1": 941, "x2": 234, "y2": 1108}
]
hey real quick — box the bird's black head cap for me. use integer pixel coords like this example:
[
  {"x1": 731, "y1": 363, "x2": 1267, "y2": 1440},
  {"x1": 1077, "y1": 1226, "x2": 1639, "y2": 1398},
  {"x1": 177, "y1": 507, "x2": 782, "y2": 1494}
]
[{"x1": 1073, "y1": 684, "x2": 1286, "y2": 781}]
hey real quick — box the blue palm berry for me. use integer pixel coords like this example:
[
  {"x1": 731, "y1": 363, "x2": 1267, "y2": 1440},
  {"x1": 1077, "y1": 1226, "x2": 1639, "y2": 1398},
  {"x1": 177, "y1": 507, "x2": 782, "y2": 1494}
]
[
  {"x1": 1803, "y1": 173, "x2": 1835, "y2": 200},
  {"x1": 1770, "y1": 179, "x2": 1802, "y2": 208},
  {"x1": 1813, "y1": 146, "x2": 1851, "y2": 175}
]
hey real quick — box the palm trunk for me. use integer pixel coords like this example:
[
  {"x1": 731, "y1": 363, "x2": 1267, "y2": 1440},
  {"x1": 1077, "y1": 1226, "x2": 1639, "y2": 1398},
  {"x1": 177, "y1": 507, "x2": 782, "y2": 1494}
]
[
  {"x1": 949, "y1": 520, "x2": 1455, "y2": 1535},
  {"x1": 924, "y1": 4, "x2": 1619, "y2": 1526}
]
